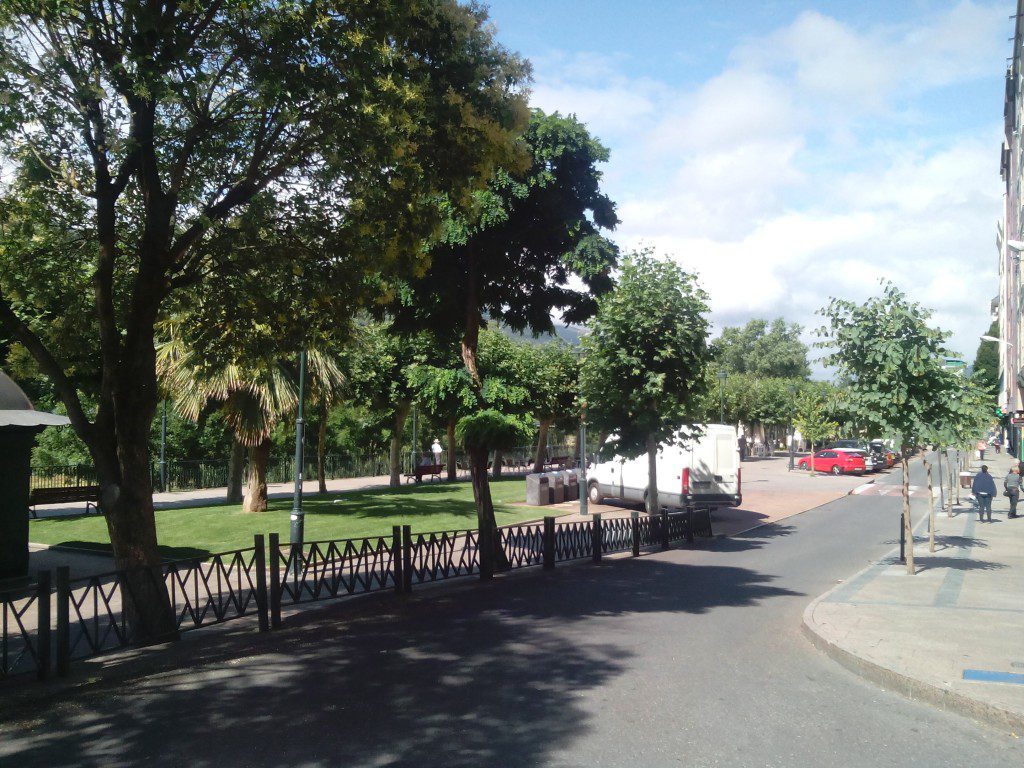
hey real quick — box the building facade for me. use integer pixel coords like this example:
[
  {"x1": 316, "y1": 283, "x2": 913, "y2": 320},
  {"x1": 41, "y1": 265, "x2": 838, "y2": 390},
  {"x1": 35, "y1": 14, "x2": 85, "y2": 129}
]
[{"x1": 999, "y1": 0, "x2": 1024, "y2": 453}]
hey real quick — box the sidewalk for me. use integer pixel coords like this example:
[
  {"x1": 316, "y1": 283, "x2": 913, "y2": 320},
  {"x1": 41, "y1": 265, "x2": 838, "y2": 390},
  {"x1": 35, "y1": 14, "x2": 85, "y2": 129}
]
[{"x1": 803, "y1": 449, "x2": 1024, "y2": 735}]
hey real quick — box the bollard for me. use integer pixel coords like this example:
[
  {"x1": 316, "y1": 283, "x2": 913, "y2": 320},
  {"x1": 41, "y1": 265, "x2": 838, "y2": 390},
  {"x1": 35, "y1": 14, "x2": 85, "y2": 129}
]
[
  {"x1": 253, "y1": 534, "x2": 269, "y2": 632},
  {"x1": 660, "y1": 509, "x2": 669, "y2": 550},
  {"x1": 543, "y1": 517, "x2": 555, "y2": 570},
  {"x1": 36, "y1": 570, "x2": 51, "y2": 681},
  {"x1": 631, "y1": 511, "x2": 640, "y2": 557},
  {"x1": 592, "y1": 514, "x2": 602, "y2": 563},
  {"x1": 55, "y1": 566, "x2": 70, "y2": 677},
  {"x1": 269, "y1": 533, "x2": 282, "y2": 629}
]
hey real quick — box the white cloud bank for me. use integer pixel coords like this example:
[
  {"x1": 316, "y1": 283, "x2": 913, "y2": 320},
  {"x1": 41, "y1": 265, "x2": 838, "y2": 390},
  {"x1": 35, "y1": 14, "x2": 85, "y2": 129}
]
[{"x1": 529, "y1": 2, "x2": 1008, "y2": 370}]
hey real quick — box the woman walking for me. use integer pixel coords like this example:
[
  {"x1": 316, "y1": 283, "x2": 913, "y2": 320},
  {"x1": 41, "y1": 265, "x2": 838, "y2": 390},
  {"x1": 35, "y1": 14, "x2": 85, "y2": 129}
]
[{"x1": 1005, "y1": 465, "x2": 1021, "y2": 519}]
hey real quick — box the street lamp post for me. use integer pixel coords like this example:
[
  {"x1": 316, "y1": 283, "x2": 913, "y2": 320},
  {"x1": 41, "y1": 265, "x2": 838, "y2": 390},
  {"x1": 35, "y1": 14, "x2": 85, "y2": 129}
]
[
  {"x1": 579, "y1": 402, "x2": 588, "y2": 516},
  {"x1": 717, "y1": 370, "x2": 728, "y2": 424},
  {"x1": 290, "y1": 350, "x2": 307, "y2": 547},
  {"x1": 788, "y1": 384, "x2": 797, "y2": 471},
  {"x1": 159, "y1": 399, "x2": 168, "y2": 492}
]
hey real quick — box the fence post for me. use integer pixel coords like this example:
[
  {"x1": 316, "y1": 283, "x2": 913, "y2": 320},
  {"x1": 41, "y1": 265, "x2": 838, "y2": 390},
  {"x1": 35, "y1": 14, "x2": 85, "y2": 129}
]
[
  {"x1": 392, "y1": 526, "x2": 403, "y2": 593},
  {"x1": 631, "y1": 511, "x2": 640, "y2": 557},
  {"x1": 543, "y1": 517, "x2": 555, "y2": 570},
  {"x1": 268, "y1": 533, "x2": 282, "y2": 629},
  {"x1": 660, "y1": 509, "x2": 669, "y2": 550},
  {"x1": 253, "y1": 535, "x2": 269, "y2": 632},
  {"x1": 402, "y1": 525, "x2": 413, "y2": 594},
  {"x1": 591, "y1": 514, "x2": 602, "y2": 563},
  {"x1": 36, "y1": 570, "x2": 51, "y2": 681},
  {"x1": 55, "y1": 566, "x2": 70, "y2": 677},
  {"x1": 686, "y1": 504, "x2": 695, "y2": 544}
]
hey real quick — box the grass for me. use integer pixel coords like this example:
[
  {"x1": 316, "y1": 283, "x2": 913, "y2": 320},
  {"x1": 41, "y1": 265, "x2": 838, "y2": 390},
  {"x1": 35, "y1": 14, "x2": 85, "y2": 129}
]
[{"x1": 28, "y1": 477, "x2": 550, "y2": 560}]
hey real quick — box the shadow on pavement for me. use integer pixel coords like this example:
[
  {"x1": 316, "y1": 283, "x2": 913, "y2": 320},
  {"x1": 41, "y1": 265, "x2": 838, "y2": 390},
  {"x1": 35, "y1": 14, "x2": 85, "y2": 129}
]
[{"x1": 0, "y1": 555, "x2": 801, "y2": 768}]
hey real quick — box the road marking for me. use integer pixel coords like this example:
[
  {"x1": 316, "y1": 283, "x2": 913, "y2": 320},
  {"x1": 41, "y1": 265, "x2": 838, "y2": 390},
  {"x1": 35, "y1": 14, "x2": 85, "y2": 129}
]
[{"x1": 962, "y1": 669, "x2": 1024, "y2": 685}]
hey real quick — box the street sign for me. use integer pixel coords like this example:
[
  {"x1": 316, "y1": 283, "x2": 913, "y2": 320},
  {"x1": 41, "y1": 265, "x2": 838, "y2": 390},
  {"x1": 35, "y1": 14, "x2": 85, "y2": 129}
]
[{"x1": 1013, "y1": 417, "x2": 1024, "y2": 425}]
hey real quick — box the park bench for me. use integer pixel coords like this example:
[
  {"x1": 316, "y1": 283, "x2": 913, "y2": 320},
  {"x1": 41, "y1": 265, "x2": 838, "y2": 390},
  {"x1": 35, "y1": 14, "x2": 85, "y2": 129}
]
[
  {"x1": 544, "y1": 455, "x2": 570, "y2": 470},
  {"x1": 404, "y1": 464, "x2": 443, "y2": 483},
  {"x1": 28, "y1": 485, "x2": 101, "y2": 518}
]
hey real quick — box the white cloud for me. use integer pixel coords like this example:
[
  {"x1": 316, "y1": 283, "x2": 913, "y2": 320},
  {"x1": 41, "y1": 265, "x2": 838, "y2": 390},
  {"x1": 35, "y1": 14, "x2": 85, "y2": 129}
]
[{"x1": 528, "y1": 2, "x2": 1007, "y2": 374}]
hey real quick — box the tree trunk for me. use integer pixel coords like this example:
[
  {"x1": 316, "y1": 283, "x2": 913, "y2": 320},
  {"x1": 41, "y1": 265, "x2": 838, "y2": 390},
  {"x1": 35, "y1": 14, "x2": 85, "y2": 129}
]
[
  {"x1": 389, "y1": 403, "x2": 411, "y2": 487},
  {"x1": 810, "y1": 442, "x2": 815, "y2": 475},
  {"x1": 446, "y1": 420, "x2": 458, "y2": 481},
  {"x1": 533, "y1": 420, "x2": 551, "y2": 473},
  {"x1": 226, "y1": 438, "x2": 245, "y2": 503},
  {"x1": 469, "y1": 446, "x2": 510, "y2": 578},
  {"x1": 492, "y1": 449, "x2": 503, "y2": 478},
  {"x1": 317, "y1": 407, "x2": 328, "y2": 494},
  {"x1": 902, "y1": 455, "x2": 915, "y2": 574},
  {"x1": 243, "y1": 439, "x2": 271, "y2": 513},
  {"x1": 925, "y1": 459, "x2": 935, "y2": 553},
  {"x1": 646, "y1": 433, "x2": 659, "y2": 515}
]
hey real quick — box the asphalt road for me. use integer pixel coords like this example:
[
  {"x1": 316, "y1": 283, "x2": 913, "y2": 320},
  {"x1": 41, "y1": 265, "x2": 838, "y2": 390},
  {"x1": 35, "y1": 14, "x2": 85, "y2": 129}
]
[{"x1": 1, "y1": 455, "x2": 1021, "y2": 767}]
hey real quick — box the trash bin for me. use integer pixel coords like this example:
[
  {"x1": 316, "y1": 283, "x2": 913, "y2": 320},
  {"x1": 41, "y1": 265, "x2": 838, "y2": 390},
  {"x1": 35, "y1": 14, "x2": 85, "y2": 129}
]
[
  {"x1": 548, "y1": 472, "x2": 565, "y2": 504},
  {"x1": 562, "y1": 470, "x2": 579, "y2": 501},
  {"x1": 959, "y1": 472, "x2": 973, "y2": 489},
  {"x1": 526, "y1": 473, "x2": 550, "y2": 506}
]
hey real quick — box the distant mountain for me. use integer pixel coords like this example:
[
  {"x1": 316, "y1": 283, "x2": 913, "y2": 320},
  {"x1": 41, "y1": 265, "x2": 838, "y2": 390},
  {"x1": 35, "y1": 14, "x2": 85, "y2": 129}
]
[{"x1": 497, "y1": 322, "x2": 586, "y2": 347}]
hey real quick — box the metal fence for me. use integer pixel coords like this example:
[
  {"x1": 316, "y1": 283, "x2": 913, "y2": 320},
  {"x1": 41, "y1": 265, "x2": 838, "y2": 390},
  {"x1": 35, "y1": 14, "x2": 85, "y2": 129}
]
[{"x1": 4, "y1": 506, "x2": 715, "y2": 682}]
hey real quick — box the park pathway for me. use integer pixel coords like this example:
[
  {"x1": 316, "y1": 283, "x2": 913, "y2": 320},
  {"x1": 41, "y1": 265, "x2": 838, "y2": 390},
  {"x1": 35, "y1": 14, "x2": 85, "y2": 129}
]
[{"x1": 2, "y1": 457, "x2": 1020, "y2": 767}]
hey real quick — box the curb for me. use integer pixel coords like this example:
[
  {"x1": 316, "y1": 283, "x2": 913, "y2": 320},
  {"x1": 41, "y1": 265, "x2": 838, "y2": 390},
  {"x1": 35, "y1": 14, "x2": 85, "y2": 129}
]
[
  {"x1": 801, "y1": 597, "x2": 1024, "y2": 737},
  {"x1": 801, "y1": 500, "x2": 1024, "y2": 737}
]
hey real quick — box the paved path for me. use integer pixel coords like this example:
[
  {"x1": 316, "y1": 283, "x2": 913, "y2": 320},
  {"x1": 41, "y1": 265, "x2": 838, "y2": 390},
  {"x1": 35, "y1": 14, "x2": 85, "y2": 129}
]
[
  {"x1": 2, "y1": 456, "x2": 1021, "y2": 767},
  {"x1": 805, "y1": 450, "x2": 1024, "y2": 733}
]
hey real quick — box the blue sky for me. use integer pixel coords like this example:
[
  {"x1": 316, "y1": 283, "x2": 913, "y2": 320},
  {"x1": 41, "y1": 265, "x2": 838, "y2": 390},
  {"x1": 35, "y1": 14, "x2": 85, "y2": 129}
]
[{"x1": 484, "y1": 0, "x2": 1013, "y2": 368}]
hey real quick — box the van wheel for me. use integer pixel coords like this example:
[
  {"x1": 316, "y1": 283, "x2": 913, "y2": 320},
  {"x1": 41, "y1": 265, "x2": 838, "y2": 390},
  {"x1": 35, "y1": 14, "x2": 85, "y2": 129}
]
[
  {"x1": 588, "y1": 482, "x2": 602, "y2": 505},
  {"x1": 831, "y1": 465, "x2": 842, "y2": 475}
]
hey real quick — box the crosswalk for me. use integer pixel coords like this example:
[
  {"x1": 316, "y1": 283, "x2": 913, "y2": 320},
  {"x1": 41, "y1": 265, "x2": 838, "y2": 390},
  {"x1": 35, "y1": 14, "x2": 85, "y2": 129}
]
[{"x1": 849, "y1": 483, "x2": 936, "y2": 498}]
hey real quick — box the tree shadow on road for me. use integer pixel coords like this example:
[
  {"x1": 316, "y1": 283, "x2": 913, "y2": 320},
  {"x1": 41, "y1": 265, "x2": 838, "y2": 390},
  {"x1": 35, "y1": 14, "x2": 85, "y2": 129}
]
[{"x1": 0, "y1": 554, "x2": 801, "y2": 768}]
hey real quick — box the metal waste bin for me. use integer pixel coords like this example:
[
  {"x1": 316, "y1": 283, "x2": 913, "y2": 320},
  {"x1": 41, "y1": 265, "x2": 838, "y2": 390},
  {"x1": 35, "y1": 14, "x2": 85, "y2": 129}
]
[
  {"x1": 562, "y1": 470, "x2": 579, "y2": 501},
  {"x1": 548, "y1": 472, "x2": 565, "y2": 504},
  {"x1": 959, "y1": 472, "x2": 973, "y2": 490},
  {"x1": 526, "y1": 473, "x2": 550, "y2": 506}
]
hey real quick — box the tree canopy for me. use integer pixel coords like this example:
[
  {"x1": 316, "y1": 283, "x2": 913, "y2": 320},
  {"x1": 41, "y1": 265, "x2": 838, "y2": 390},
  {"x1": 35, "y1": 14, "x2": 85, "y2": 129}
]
[
  {"x1": 712, "y1": 318, "x2": 810, "y2": 379},
  {"x1": 972, "y1": 319, "x2": 1000, "y2": 396}
]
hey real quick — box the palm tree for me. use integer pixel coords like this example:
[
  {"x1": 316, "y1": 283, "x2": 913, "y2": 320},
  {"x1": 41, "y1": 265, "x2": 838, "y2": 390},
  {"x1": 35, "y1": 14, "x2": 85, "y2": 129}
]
[{"x1": 157, "y1": 328, "x2": 343, "y2": 512}]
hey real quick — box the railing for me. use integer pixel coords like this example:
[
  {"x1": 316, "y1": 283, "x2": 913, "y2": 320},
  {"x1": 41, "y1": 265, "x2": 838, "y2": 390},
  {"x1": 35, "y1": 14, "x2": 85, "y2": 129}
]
[
  {"x1": 29, "y1": 464, "x2": 97, "y2": 491},
  {"x1": 0, "y1": 577, "x2": 48, "y2": 679},
  {"x1": 5, "y1": 507, "x2": 716, "y2": 682}
]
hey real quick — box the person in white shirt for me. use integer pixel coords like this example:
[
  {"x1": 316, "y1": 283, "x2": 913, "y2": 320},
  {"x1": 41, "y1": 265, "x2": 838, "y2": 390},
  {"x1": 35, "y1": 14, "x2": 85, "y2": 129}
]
[{"x1": 431, "y1": 439, "x2": 443, "y2": 466}]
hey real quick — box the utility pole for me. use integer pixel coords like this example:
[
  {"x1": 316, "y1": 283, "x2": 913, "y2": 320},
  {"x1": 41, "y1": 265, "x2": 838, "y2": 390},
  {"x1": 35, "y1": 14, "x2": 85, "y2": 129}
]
[
  {"x1": 290, "y1": 350, "x2": 307, "y2": 547},
  {"x1": 579, "y1": 401, "x2": 588, "y2": 516}
]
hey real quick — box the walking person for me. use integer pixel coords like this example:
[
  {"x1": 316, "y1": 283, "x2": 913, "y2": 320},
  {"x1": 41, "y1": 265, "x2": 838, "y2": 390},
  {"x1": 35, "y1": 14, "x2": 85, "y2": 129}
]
[
  {"x1": 1005, "y1": 465, "x2": 1021, "y2": 519},
  {"x1": 431, "y1": 438, "x2": 443, "y2": 466},
  {"x1": 972, "y1": 465, "x2": 997, "y2": 522},
  {"x1": 977, "y1": 439, "x2": 987, "y2": 462}
]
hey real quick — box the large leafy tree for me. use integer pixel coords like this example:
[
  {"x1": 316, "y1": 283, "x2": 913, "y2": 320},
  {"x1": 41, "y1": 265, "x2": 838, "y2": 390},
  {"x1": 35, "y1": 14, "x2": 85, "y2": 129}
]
[
  {"x1": 392, "y1": 109, "x2": 618, "y2": 574},
  {"x1": 973, "y1": 319, "x2": 1000, "y2": 396},
  {"x1": 818, "y1": 282, "x2": 956, "y2": 574},
  {"x1": 581, "y1": 252, "x2": 713, "y2": 515},
  {"x1": 523, "y1": 341, "x2": 580, "y2": 473},
  {"x1": 0, "y1": 0, "x2": 528, "y2": 639},
  {"x1": 713, "y1": 318, "x2": 810, "y2": 379}
]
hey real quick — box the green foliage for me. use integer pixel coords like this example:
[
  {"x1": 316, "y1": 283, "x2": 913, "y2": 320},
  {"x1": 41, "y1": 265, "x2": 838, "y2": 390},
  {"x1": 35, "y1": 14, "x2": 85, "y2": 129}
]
[
  {"x1": 712, "y1": 318, "x2": 810, "y2": 379},
  {"x1": 817, "y1": 282, "x2": 954, "y2": 449},
  {"x1": 456, "y1": 409, "x2": 532, "y2": 452},
  {"x1": 581, "y1": 250, "x2": 713, "y2": 458},
  {"x1": 701, "y1": 372, "x2": 805, "y2": 427},
  {"x1": 972, "y1": 320, "x2": 1000, "y2": 396},
  {"x1": 793, "y1": 389, "x2": 839, "y2": 447}
]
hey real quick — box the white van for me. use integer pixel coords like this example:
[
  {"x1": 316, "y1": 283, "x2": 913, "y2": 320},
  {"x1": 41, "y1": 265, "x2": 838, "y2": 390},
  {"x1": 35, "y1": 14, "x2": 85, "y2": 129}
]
[{"x1": 586, "y1": 424, "x2": 741, "y2": 509}]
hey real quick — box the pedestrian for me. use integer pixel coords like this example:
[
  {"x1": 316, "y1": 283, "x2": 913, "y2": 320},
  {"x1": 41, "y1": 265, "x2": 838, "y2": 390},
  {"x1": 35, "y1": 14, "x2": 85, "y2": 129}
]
[
  {"x1": 738, "y1": 433, "x2": 747, "y2": 462},
  {"x1": 977, "y1": 439, "x2": 986, "y2": 462},
  {"x1": 995, "y1": 436, "x2": 1003, "y2": 455},
  {"x1": 1005, "y1": 465, "x2": 1021, "y2": 519},
  {"x1": 971, "y1": 465, "x2": 997, "y2": 522},
  {"x1": 431, "y1": 438, "x2": 443, "y2": 466}
]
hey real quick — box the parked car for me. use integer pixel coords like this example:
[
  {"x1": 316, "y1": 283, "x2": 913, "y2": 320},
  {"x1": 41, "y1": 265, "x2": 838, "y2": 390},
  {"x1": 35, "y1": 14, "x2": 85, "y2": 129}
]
[
  {"x1": 833, "y1": 447, "x2": 876, "y2": 472},
  {"x1": 797, "y1": 450, "x2": 866, "y2": 475},
  {"x1": 868, "y1": 441, "x2": 895, "y2": 469},
  {"x1": 588, "y1": 424, "x2": 742, "y2": 509}
]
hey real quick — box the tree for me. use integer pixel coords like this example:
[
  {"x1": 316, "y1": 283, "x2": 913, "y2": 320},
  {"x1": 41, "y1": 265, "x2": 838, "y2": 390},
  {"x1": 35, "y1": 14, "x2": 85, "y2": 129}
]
[
  {"x1": 973, "y1": 320, "x2": 1000, "y2": 396},
  {"x1": 581, "y1": 252, "x2": 713, "y2": 515},
  {"x1": 818, "y1": 282, "x2": 956, "y2": 574},
  {"x1": 392, "y1": 109, "x2": 618, "y2": 571},
  {"x1": 712, "y1": 318, "x2": 810, "y2": 379},
  {"x1": 792, "y1": 389, "x2": 838, "y2": 473},
  {"x1": 523, "y1": 342, "x2": 580, "y2": 473},
  {"x1": 0, "y1": 0, "x2": 527, "y2": 639}
]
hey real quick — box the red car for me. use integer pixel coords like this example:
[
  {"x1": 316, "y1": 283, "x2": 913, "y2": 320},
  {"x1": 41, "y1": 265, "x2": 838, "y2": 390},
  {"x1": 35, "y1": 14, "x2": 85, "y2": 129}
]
[{"x1": 797, "y1": 450, "x2": 866, "y2": 475}]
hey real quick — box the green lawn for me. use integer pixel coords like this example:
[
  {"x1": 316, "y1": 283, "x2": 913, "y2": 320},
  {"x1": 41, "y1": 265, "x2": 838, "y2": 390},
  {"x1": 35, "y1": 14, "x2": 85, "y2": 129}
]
[{"x1": 28, "y1": 477, "x2": 547, "y2": 560}]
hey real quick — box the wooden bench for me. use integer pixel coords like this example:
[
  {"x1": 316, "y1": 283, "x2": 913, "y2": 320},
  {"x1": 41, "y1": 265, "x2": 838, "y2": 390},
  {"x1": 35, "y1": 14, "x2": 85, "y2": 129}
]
[
  {"x1": 404, "y1": 464, "x2": 443, "y2": 483},
  {"x1": 28, "y1": 485, "x2": 101, "y2": 518},
  {"x1": 544, "y1": 456, "x2": 570, "y2": 471}
]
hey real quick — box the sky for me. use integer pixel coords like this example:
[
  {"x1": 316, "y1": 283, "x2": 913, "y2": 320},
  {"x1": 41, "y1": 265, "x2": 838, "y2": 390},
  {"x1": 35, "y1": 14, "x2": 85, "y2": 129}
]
[{"x1": 484, "y1": 0, "x2": 1012, "y2": 374}]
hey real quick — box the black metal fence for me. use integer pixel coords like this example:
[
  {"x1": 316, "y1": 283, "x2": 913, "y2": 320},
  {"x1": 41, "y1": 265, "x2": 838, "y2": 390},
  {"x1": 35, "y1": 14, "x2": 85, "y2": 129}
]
[{"x1": 4, "y1": 506, "x2": 714, "y2": 682}]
